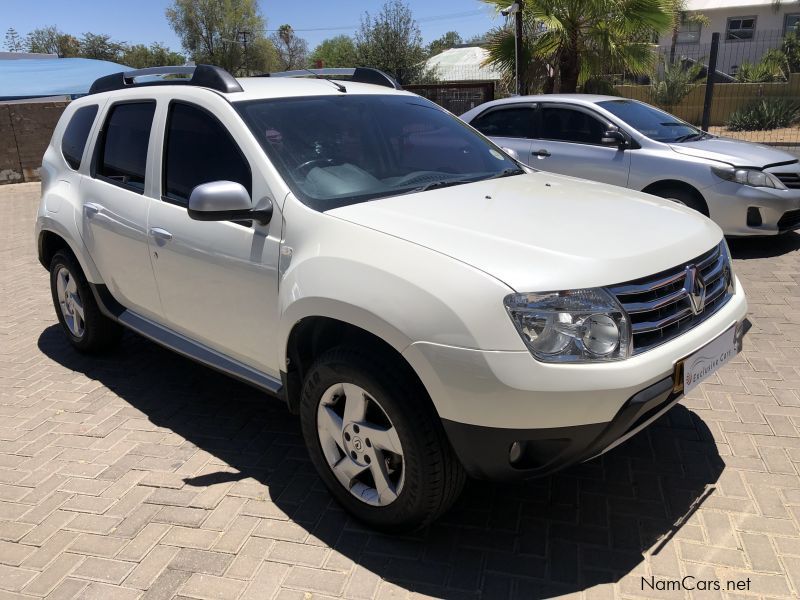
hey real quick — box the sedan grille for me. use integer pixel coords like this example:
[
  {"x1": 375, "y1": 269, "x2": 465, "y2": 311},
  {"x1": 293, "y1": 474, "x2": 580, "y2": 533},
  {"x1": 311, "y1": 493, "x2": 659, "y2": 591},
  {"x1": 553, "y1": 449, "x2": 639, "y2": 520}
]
[
  {"x1": 607, "y1": 243, "x2": 733, "y2": 354},
  {"x1": 773, "y1": 172, "x2": 800, "y2": 189}
]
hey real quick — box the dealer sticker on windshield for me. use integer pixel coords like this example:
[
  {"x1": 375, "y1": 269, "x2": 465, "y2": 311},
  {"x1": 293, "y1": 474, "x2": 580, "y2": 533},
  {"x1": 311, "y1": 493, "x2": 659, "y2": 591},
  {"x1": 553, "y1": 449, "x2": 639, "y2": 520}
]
[{"x1": 682, "y1": 325, "x2": 738, "y2": 394}]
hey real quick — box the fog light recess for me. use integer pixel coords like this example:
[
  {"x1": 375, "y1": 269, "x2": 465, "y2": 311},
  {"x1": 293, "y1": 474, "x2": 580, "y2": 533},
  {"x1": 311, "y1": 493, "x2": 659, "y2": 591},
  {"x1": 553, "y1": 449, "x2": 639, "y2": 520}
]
[{"x1": 747, "y1": 207, "x2": 763, "y2": 227}]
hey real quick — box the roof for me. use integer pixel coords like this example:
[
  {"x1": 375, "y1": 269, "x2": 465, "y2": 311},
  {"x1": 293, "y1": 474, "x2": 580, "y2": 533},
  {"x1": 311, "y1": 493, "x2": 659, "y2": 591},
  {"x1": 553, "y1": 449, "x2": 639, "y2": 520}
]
[
  {"x1": 482, "y1": 93, "x2": 621, "y2": 107},
  {"x1": 685, "y1": 0, "x2": 774, "y2": 10},
  {"x1": 228, "y1": 77, "x2": 415, "y2": 102},
  {"x1": 0, "y1": 58, "x2": 131, "y2": 100},
  {"x1": 424, "y1": 47, "x2": 503, "y2": 82}
]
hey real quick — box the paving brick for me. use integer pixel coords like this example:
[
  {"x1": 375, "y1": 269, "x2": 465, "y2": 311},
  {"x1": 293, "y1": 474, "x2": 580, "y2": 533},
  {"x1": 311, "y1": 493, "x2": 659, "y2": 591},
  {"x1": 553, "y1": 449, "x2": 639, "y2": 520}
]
[
  {"x1": 71, "y1": 556, "x2": 136, "y2": 585},
  {"x1": 178, "y1": 573, "x2": 247, "y2": 600},
  {"x1": 169, "y1": 548, "x2": 232, "y2": 576},
  {"x1": 124, "y1": 545, "x2": 180, "y2": 590}
]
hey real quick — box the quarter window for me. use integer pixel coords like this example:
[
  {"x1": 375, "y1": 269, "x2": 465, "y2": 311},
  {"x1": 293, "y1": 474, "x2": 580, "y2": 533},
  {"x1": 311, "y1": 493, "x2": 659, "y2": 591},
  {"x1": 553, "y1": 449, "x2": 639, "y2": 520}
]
[
  {"x1": 471, "y1": 106, "x2": 535, "y2": 138},
  {"x1": 539, "y1": 107, "x2": 607, "y2": 145},
  {"x1": 163, "y1": 102, "x2": 252, "y2": 204},
  {"x1": 95, "y1": 102, "x2": 156, "y2": 193},
  {"x1": 61, "y1": 105, "x2": 98, "y2": 170},
  {"x1": 726, "y1": 17, "x2": 756, "y2": 41}
]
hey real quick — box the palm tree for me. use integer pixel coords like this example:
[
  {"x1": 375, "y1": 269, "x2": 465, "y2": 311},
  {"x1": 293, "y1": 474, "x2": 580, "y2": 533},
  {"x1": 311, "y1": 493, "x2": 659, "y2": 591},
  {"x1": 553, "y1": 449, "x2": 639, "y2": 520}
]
[{"x1": 481, "y1": 0, "x2": 673, "y2": 93}]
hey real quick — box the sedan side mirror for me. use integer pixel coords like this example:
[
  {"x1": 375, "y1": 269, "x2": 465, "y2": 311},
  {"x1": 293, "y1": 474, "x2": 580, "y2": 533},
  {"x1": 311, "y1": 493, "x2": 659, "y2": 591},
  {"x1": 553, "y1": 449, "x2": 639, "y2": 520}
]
[
  {"x1": 188, "y1": 181, "x2": 273, "y2": 225},
  {"x1": 501, "y1": 147, "x2": 520, "y2": 161},
  {"x1": 601, "y1": 127, "x2": 627, "y2": 148}
]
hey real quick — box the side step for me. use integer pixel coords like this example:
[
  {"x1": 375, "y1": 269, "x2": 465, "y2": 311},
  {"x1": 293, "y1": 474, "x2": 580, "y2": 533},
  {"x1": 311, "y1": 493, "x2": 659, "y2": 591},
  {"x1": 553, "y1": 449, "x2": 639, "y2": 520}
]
[{"x1": 89, "y1": 284, "x2": 283, "y2": 396}]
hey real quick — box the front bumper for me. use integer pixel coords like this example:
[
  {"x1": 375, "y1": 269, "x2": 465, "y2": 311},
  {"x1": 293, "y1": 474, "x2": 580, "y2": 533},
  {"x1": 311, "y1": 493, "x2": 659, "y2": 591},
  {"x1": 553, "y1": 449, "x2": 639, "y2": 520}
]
[
  {"x1": 706, "y1": 180, "x2": 800, "y2": 236},
  {"x1": 403, "y1": 280, "x2": 748, "y2": 481}
]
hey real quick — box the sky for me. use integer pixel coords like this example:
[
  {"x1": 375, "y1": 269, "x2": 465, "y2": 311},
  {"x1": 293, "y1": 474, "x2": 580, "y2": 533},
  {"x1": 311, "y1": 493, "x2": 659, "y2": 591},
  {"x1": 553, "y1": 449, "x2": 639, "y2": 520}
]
[{"x1": 4, "y1": 0, "x2": 503, "y2": 52}]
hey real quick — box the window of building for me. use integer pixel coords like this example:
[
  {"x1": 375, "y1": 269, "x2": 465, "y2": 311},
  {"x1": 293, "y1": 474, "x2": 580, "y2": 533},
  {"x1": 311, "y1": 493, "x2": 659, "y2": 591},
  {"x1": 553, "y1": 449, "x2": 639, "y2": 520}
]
[
  {"x1": 677, "y1": 21, "x2": 702, "y2": 44},
  {"x1": 785, "y1": 13, "x2": 800, "y2": 36},
  {"x1": 726, "y1": 16, "x2": 756, "y2": 41}
]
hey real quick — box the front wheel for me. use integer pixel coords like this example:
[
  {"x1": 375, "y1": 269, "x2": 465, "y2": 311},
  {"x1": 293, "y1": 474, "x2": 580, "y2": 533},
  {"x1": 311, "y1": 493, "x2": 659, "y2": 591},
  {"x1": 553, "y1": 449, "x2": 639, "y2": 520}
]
[
  {"x1": 651, "y1": 186, "x2": 709, "y2": 217},
  {"x1": 299, "y1": 346, "x2": 465, "y2": 531}
]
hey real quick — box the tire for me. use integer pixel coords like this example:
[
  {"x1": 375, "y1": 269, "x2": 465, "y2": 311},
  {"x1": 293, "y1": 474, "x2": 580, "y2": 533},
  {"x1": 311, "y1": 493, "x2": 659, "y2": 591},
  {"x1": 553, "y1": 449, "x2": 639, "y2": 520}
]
[
  {"x1": 49, "y1": 250, "x2": 122, "y2": 353},
  {"x1": 299, "y1": 346, "x2": 465, "y2": 531},
  {"x1": 650, "y1": 186, "x2": 709, "y2": 217}
]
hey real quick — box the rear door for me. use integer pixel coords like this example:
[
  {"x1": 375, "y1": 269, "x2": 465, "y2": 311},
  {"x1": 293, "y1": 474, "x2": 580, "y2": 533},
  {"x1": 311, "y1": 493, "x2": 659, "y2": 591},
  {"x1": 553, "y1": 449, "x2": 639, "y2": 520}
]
[
  {"x1": 80, "y1": 100, "x2": 162, "y2": 319},
  {"x1": 532, "y1": 103, "x2": 631, "y2": 187},
  {"x1": 467, "y1": 103, "x2": 536, "y2": 162}
]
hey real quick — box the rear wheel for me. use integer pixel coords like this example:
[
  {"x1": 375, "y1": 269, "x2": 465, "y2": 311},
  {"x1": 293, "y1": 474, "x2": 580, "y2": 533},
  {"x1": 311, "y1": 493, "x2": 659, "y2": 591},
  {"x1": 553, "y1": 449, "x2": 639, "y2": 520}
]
[
  {"x1": 49, "y1": 250, "x2": 122, "y2": 353},
  {"x1": 299, "y1": 346, "x2": 465, "y2": 531}
]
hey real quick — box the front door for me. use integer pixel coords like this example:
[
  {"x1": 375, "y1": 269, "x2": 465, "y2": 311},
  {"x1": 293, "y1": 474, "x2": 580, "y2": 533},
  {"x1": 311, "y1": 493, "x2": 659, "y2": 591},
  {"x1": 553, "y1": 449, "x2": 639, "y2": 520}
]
[
  {"x1": 146, "y1": 99, "x2": 282, "y2": 375},
  {"x1": 80, "y1": 100, "x2": 162, "y2": 319},
  {"x1": 532, "y1": 104, "x2": 631, "y2": 187}
]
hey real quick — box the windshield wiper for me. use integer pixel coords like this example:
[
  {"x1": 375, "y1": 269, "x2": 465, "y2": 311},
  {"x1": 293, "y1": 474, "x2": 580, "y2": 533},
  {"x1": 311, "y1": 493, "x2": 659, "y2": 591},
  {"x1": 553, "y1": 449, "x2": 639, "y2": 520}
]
[
  {"x1": 415, "y1": 178, "x2": 475, "y2": 192},
  {"x1": 673, "y1": 132, "x2": 707, "y2": 143},
  {"x1": 484, "y1": 167, "x2": 526, "y2": 180}
]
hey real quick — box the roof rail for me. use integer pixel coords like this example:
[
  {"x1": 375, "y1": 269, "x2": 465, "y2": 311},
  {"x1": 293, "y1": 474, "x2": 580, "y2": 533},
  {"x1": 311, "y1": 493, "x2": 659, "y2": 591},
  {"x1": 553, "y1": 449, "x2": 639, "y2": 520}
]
[
  {"x1": 88, "y1": 64, "x2": 243, "y2": 95},
  {"x1": 262, "y1": 67, "x2": 401, "y2": 90}
]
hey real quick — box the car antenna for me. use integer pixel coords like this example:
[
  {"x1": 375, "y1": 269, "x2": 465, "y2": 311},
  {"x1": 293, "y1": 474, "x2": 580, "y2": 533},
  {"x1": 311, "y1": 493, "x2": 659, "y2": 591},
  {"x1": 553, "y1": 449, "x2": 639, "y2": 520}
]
[{"x1": 303, "y1": 69, "x2": 347, "y2": 93}]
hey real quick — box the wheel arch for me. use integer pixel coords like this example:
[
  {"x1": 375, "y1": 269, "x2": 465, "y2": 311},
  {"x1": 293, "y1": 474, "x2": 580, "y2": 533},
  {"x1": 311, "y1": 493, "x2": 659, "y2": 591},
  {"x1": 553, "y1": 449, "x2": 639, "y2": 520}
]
[
  {"x1": 641, "y1": 179, "x2": 710, "y2": 216},
  {"x1": 37, "y1": 224, "x2": 102, "y2": 283}
]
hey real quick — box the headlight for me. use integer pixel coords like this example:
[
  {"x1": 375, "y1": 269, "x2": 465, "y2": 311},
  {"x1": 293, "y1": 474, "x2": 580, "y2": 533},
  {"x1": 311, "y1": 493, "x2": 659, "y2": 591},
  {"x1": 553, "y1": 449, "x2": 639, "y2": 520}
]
[
  {"x1": 504, "y1": 288, "x2": 631, "y2": 363},
  {"x1": 712, "y1": 166, "x2": 787, "y2": 190}
]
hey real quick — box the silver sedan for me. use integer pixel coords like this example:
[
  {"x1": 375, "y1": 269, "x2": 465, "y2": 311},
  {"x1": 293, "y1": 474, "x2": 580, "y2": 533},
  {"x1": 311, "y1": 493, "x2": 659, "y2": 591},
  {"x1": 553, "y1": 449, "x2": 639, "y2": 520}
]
[{"x1": 461, "y1": 95, "x2": 800, "y2": 235}]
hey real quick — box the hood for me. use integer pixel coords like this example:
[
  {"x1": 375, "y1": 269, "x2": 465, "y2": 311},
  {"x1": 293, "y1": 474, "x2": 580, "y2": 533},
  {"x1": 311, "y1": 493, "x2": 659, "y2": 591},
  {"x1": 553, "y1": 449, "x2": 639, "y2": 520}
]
[
  {"x1": 327, "y1": 172, "x2": 722, "y2": 292},
  {"x1": 669, "y1": 136, "x2": 798, "y2": 168}
]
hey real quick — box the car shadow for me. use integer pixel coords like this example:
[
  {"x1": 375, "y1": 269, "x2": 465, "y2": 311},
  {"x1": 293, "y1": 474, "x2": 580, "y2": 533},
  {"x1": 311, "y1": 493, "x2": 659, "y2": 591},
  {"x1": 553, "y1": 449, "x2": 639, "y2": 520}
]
[
  {"x1": 38, "y1": 325, "x2": 723, "y2": 599},
  {"x1": 727, "y1": 231, "x2": 800, "y2": 259}
]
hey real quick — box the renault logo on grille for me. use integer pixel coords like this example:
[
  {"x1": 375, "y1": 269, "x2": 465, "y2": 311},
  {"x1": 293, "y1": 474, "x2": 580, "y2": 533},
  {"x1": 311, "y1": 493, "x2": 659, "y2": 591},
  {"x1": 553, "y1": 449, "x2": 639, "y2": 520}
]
[{"x1": 684, "y1": 265, "x2": 706, "y2": 315}]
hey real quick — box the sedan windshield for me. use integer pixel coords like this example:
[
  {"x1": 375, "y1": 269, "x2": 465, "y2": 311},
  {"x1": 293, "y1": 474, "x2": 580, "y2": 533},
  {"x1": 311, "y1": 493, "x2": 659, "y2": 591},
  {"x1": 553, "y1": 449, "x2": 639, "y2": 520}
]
[
  {"x1": 236, "y1": 94, "x2": 522, "y2": 210},
  {"x1": 597, "y1": 99, "x2": 708, "y2": 143}
]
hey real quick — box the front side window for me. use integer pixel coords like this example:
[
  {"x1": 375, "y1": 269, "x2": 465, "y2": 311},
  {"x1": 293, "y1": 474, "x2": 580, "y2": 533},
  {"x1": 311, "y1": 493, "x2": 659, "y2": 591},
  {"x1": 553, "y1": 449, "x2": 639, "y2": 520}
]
[
  {"x1": 471, "y1": 106, "x2": 535, "y2": 138},
  {"x1": 163, "y1": 102, "x2": 252, "y2": 204},
  {"x1": 95, "y1": 102, "x2": 156, "y2": 193},
  {"x1": 235, "y1": 95, "x2": 520, "y2": 211},
  {"x1": 61, "y1": 105, "x2": 98, "y2": 170},
  {"x1": 677, "y1": 21, "x2": 702, "y2": 44},
  {"x1": 785, "y1": 14, "x2": 800, "y2": 36},
  {"x1": 727, "y1": 16, "x2": 756, "y2": 41},
  {"x1": 598, "y1": 99, "x2": 704, "y2": 143},
  {"x1": 539, "y1": 106, "x2": 607, "y2": 144}
]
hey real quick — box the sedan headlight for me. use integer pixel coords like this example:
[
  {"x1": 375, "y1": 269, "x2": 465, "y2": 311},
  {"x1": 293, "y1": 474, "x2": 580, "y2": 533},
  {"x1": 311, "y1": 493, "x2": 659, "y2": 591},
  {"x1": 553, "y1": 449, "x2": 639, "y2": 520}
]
[
  {"x1": 504, "y1": 288, "x2": 631, "y2": 363},
  {"x1": 712, "y1": 166, "x2": 787, "y2": 190}
]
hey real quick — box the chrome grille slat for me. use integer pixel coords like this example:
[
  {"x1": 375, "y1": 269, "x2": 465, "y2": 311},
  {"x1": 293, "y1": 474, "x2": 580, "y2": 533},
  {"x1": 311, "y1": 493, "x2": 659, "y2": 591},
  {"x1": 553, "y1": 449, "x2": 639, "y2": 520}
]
[{"x1": 606, "y1": 242, "x2": 733, "y2": 355}]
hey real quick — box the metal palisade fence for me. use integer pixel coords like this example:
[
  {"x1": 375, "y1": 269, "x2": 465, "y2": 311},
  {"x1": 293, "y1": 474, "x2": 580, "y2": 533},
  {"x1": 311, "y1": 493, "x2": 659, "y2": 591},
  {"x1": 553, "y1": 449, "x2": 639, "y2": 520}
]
[{"x1": 615, "y1": 29, "x2": 800, "y2": 147}]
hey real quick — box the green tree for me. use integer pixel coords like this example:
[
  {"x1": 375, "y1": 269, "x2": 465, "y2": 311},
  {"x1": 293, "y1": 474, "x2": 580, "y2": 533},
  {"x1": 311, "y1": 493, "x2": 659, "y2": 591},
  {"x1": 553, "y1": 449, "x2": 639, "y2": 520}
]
[
  {"x1": 309, "y1": 35, "x2": 357, "y2": 68},
  {"x1": 166, "y1": 0, "x2": 270, "y2": 74},
  {"x1": 481, "y1": 0, "x2": 673, "y2": 93},
  {"x1": 80, "y1": 33, "x2": 126, "y2": 62},
  {"x1": 355, "y1": 0, "x2": 431, "y2": 84},
  {"x1": 26, "y1": 26, "x2": 80, "y2": 57},
  {"x1": 4, "y1": 28, "x2": 25, "y2": 52},
  {"x1": 271, "y1": 24, "x2": 308, "y2": 70},
  {"x1": 121, "y1": 43, "x2": 185, "y2": 68},
  {"x1": 427, "y1": 31, "x2": 462, "y2": 57}
]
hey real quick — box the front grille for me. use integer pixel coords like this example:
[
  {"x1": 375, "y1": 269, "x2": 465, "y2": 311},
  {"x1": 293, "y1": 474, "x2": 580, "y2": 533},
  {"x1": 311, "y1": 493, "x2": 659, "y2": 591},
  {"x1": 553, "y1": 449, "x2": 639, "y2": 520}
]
[
  {"x1": 773, "y1": 172, "x2": 800, "y2": 189},
  {"x1": 777, "y1": 209, "x2": 800, "y2": 232},
  {"x1": 607, "y1": 243, "x2": 733, "y2": 355}
]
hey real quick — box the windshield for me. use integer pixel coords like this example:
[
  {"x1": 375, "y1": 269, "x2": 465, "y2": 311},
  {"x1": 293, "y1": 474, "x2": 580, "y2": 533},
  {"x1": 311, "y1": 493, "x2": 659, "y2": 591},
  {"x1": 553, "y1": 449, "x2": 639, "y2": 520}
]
[
  {"x1": 597, "y1": 99, "x2": 708, "y2": 143},
  {"x1": 235, "y1": 94, "x2": 522, "y2": 210}
]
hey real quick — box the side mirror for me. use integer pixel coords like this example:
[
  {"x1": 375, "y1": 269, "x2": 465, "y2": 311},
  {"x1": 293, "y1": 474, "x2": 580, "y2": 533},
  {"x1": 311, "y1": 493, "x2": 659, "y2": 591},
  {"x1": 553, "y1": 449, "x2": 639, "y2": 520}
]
[
  {"x1": 501, "y1": 147, "x2": 520, "y2": 161},
  {"x1": 601, "y1": 127, "x2": 627, "y2": 148},
  {"x1": 188, "y1": 181, "x2": 273, "y2": 225}
]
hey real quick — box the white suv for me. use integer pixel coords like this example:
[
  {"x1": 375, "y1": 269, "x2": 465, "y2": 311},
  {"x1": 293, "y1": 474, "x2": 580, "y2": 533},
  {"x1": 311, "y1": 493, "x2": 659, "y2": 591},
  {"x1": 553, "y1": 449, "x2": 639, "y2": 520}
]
[{"x1": 36, "y1": 65, "x2": 748, "y2": 531}]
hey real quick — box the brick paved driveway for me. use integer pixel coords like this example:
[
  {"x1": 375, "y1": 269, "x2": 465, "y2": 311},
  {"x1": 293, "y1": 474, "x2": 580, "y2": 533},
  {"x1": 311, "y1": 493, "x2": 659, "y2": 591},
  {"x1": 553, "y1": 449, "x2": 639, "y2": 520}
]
[{"x1": 2, "y1": 182, "x2": 800, "y2": 600}]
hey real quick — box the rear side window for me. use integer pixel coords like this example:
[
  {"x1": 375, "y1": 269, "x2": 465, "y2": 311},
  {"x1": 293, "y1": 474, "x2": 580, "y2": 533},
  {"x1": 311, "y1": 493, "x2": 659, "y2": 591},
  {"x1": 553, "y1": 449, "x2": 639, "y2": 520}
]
[
  {"x1": 163, "y1": 102, "x2": 252, "y2": 204},
  {"x1": 471, "y1": 106, "x2": 535, "y2": 138},
  {"x1": 61, "y1": 105, "x2": 98, "y2": 170},
  {"x1": 95, "y1": 102, "x2": 156, "y2": 193}
]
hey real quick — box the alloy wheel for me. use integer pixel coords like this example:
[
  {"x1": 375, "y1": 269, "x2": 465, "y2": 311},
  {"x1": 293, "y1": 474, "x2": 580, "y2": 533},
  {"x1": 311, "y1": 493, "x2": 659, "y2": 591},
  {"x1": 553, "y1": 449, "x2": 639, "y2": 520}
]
[{"x1": 56, "y1": 267, "x2": 85, "y2": 338}]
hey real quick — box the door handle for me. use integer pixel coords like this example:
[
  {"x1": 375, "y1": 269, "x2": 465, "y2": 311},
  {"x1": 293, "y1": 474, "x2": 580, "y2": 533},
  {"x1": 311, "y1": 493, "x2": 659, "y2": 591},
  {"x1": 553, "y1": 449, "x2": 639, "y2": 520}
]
[
  {"x1": 532, "y1": 149, "x2": 551, "y2": 158},
  {"x1": 149, "y1": 227, "x2": 173, "y2": 241},
  {"x1": 84, "y1": 202, "x2": 101, "y2": 217}
]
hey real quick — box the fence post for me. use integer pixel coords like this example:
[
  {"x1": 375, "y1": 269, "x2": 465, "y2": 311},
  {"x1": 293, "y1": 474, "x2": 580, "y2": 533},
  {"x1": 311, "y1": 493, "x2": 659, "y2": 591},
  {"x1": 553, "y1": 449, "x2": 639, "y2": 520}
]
[{"x1": 701, "y1": 32, "x2": 720, "y2": 132}]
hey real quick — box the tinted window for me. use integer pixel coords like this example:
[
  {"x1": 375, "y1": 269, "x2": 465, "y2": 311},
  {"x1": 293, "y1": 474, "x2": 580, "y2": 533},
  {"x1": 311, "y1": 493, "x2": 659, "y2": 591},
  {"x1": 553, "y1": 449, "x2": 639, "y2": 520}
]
[
  {"x1": 96, "y1": 102, "x2": 156, "y2": 192},
  {"x1": 163, "y1": 103, "x2": 252, "y2": 204},
  {"x1": 236, "y1": 95, "x2": 520, "y2": 211},
  {"x1": 471, "y1": 107, "x2": 534, "y2": 138},
  {"x1": 540, "y1": 107, "x2": 607, "y2": 144},
  {"x1": 61, "y1": 105, "x2": 98, "y2": 170}
]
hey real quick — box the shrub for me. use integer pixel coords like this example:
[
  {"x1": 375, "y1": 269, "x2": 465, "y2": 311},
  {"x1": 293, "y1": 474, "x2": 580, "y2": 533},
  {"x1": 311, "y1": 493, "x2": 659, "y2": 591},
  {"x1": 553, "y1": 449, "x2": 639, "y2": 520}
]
[
  {"x1": 734, "y1": 50, "x2": 788, "y2": 83},
  {"x1": 649, "y1": 57, "x2": 703, "y2": 108},
  {"x1": 726, "y1": 98, "x2": 800, "y2": 131}
]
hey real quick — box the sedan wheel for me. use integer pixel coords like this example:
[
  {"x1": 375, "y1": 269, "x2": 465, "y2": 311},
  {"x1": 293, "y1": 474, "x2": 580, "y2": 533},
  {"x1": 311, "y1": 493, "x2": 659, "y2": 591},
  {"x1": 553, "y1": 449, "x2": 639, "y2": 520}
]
[
  {"x1": 316, "y1": 382, "x2": 404, "y2": 506},
  {"x1": 55, "y1": 266, "x2": 86, "y2": 338}
]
